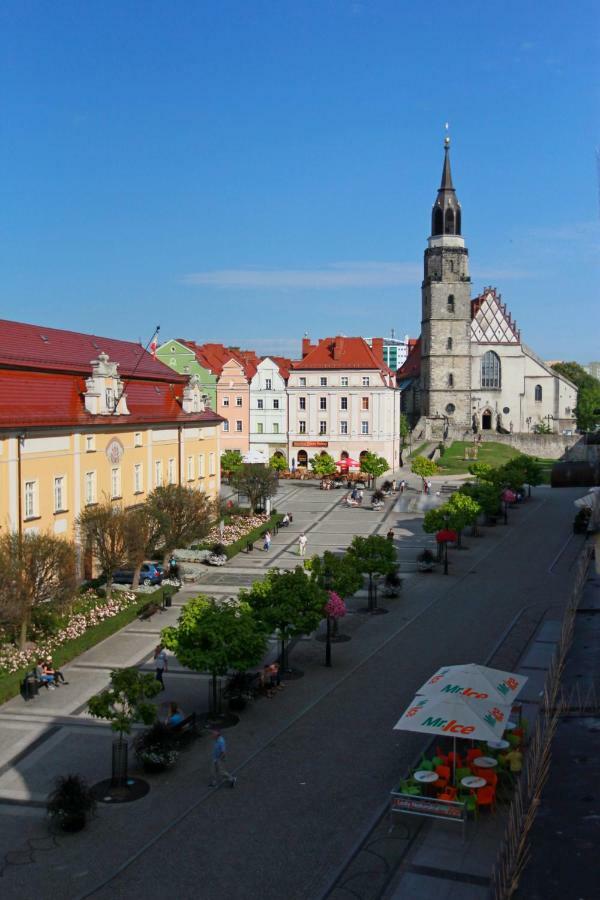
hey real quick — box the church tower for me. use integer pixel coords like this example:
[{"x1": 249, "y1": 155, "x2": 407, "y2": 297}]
[{"x1": 420, "y1": 138, "x2": 472, "y2": 427}]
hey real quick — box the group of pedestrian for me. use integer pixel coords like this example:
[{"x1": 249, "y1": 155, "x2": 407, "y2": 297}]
[{"x1": 422, "y1": 479, "x2": 433, "y2": 494}]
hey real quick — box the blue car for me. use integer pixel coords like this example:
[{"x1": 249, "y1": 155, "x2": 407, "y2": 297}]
[{"x1": 112, "y1": 563, "x2": 163, "y2": 586}]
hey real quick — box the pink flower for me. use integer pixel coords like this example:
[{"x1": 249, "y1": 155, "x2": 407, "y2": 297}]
[{"x1": 324, "y1": 591, "x2": 347, "y2": 619}]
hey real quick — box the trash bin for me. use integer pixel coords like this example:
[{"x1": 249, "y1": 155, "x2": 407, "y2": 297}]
[
  {"x1": 164, "y1": 594, "x2": 172, "y2": 608},
  {"x1": 247, "y1": 541, "x2": 254, "y2": 552}
]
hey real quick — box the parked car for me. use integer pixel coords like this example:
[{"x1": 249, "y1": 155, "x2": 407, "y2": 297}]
[{"x1": 112, "y1": 563, "x2": 163, "y2": 586}]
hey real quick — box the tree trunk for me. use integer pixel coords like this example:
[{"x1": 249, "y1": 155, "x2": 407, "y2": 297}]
[
  {"x1": 131, "y1": 563, "x2": 143, "y2": 591},
  {"x1": 368, "y1": 574, "x2": 374, "y2": 612},
  {"x1": 457, "y1": 529, "x2": 463, "y2": 548},
  {"x1": 163, "y1": 550, "x2": 172, "y2": 568},
  {"x1": 105, "y1": 576, "x2": 113, "y2": 599},
  {"x1": 211, "y1": 672, "x2": 218, "y2": 716},
  {"x1": 19, "y1": 612, "x2": 29, "y2": 651}
]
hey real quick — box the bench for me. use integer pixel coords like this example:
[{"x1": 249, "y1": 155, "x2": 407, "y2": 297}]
[{"x1": 440, "y1": 484, "x2": 458, "y2": 494}]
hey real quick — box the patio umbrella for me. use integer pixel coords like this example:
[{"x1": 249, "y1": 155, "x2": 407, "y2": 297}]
[
  {"x1": 435, "y1": 529, "x2": 457, "y2": 543},
  {"x1": 415, "y1": 663, "x2": 527, "y2": 709},
  {"x1": 242, "y1": 448, "x2": 267, "y2": 464},
  {"x1": 336, "y1": 457, "x2": 359, "y2": 468},
  {"x1": 393, "y1": 692, "x2": 512, "y2": 783}
]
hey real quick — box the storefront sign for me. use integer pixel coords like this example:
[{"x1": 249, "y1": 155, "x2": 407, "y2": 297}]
[
  {"x1": 292, "y1": 441, "x2": 328, "y2": 447},
  {"x1": 389, "y1": 792, "x2": 466, "y2": 838}
]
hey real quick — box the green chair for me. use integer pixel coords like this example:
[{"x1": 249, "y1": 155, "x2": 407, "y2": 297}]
[
  {"x1": 399, "y1": 781, "x2": 421, "y2": 796},
  {"x1": 459, "y1": 792, "x2": 478, "y2": 819},
  {"x1": 507, "y1": 734, "x2": 520, "y2": 749},
  {"x1": 456, "y1": 767, "x2": 471, "y2": 782},
  {"x1": 419, "y1": 758, "x2": 434, "y2": 771},
  {"x1": 431, "y1": 756, "x2": 444, "y2": 768}
]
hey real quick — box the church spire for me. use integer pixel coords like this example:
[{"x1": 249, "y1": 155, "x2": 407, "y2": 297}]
[{"x1": 431, "y1": 136, "x2": 462, "y2": 237}]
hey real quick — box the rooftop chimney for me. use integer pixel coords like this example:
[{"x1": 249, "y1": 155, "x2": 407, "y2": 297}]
[
  {"x1": 302, "y1": 337, "x2": 313, "y2": 358},
  {"x1": 332, "y1": 337, "x2": 344, "y2": 360},
  {"x1": 371, "y1": 337, "x2": 384, "y2": 364}
]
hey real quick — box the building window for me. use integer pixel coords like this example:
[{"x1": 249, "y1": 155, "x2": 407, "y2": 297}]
[
  {"x1": 257, "y1": 423, "x2": 264, "y2": 433},
  {"x1": 223, "y1": 420, "x2": 229, "y2": 432},
  {"x1": 134, "y1": 464, "x2": 143, "y2": 493},
  {"x1": 155, "y1": 459, "x2": 163, "y2": 486},
  {"x1": 320, "y1": 397, "x2": 327, "y2": 410},
  {"x1": 299, "y1": 377, "x2": 306, "y2": 387},
  {"x1": 105, "y1": 388, "x2": 115, "y2": 410},
  {"x1": 24, "y1": 481, "x2": 37, "y2": 518},
  {"x1": 209, "y1": 452, "x2": 216, "y2": 476},
  {"x1": 257, "y1": 399, "x2": 264, "y2": 409},
  {"x1": 535, "y1": 384, "x2": 543, "y2": 402},
  {"x1": 481, "y1": 350, "x2": 501, "y2": 389},
  {"x1": 236, "y1": 420, "x2": 243, "y2": 432},
  {"x1": 265, "y1": 378, "x2": 272, "y2": 390},
  {"x1": 187, "y1": 456, "x2": 194, "y2": 481},
  {"x1": 299, "y1": 420, "x2": 306, "y2": 434},
  {"x1": 362, "y1": 376, "x2": 370, "y2": 386},
  {"x1": 236, "y1": 396, "x2": 243, "y2": 407},
  {"x1": 299, "y1": 397, "x2": 306, "y2": 410},
  {"x1": 361, "y1": 421, "x2": 369, "y2": 434},
  {"x1": 341, "y1": 376, "x2": 349, "y2": 387},
  {"x1": 222, "y1": 396, "x2": 230, "y2": 407},
  {"x1": 168, "y1": 458, "x2": 176, "y2": 484},
  {"x1": 447, "y1": 294, "x2": 455, "y2": 312},
  {"x1": 340, "y1": 397, "x2": 348, "y2": 410},
  {"x1": 273, "y1": 423, "x2": 279, "y2": 434},
  {"x1": 448, "y1": 373, "x2": 454, "y2": 387},
  {"x1": 273, "y1": 399, "x2": 280, "y2": 410},
  {"x1": 85, "y1": 435, "x2": 95, "y2": 452},
  {"x1": 319, "y1": 420, "x2": 327, "y2": 435},
  {"x1": 565, "y1": 407, "x2": 571, "y2": 415},
  {"x1": 134, "y1": 432, "x2": 142, "y2": 447},
  {"x1": 361, "y1": 397, "x2": 369, "y2": 410},
  {"x1": 198, "y1": 454, "x2": 205, "y2": 477},
  {"x1": 85, "y1": 471, "x2": 96, "y2": 505},
  {"x1": 340, "y1": 421, "x2": 348, "y2": 435},
  {"x1": 447, "y1": 337, "x2": 453, "y2": 351},
  {"x1": 111, "y1": 467, "x2": 121, "y2": 499},
  {"x1": 320, "y1": 377, "x2": 327, "y2": 386},
  {"x1": 53, "y1": 476, "x2": 66, "y2": 512},
  {"x1": 445, "y1": 403, "x2": 456, "y2": 414}
]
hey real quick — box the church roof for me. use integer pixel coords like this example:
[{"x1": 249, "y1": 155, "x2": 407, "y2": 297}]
[
  {"x1": 471, "y1": 288, "x2": 520, "y2": 344},
  {"x1": 397, "y1": 338, "x2": 421, "y2": 378}
]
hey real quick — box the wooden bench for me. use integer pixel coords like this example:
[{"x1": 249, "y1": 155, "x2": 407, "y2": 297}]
[{"x1": 440, "y1": 484, "x2": 458, "y2": 495}]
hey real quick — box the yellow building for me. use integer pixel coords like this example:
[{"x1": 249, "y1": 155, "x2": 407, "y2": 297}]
[{"x1": 0, "y1": 320, "x2": 222, "y2": 563}]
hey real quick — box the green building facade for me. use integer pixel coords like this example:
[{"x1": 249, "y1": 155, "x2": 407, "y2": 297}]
[{"x1": 156, "y1": 339, "x2": 218, "y2": 409}]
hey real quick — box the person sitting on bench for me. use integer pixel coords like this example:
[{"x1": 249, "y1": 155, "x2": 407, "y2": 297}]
[
  {"x1": 281, "y1": 513, "x2": 290, "y2": 527},
  {"x1": 165, "y1": 702, "x2": 185, "y2": 727}
]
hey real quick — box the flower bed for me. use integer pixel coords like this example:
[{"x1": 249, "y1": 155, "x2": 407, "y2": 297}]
[
  {"x1": 0, "y1": 590, "x2": 139, "y2": 676},
  {"x1": 193, "y1": 512, "x2": 283, "y2": 560},
  {"x1": 203, "y1": 514, "x2": 269, "y2": 546}
]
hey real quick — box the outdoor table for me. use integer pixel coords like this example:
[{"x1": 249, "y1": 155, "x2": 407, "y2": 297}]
[
  {"x1": 487, "y1": 739, "x2": 510, "y2": 751},
  {"x1": 413, "y1": 771, "x2": 439, "y2": 784},
  {"x1": 473, "y1": 756, "x2": 498, "y2": 768},
  {"x1": 461, "y1": 776, "x2": 486, "y2": 789}
]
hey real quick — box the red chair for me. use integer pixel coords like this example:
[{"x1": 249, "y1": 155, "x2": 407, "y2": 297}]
[
  {"x1": 435, "y1": 747, "x2": 449, "y2": 765},
  {"x1": 434, "y1": 765, "x2": 451, "y2": 789},
  {"x1": 447, "y1": 751, "x2": 463, "y2": 769},
  {"x1": 476, "y1": 785, "x2": 497, "y2": 813},
  {"x1": 466, "y1": 748, "x2": 481, "y2": 765},
  {"x1": 437, "y1": 786, "x2": 458, "y2": 801},
  {"x1": 482, "y1": 771, "x2": 498, "y2": 789}
]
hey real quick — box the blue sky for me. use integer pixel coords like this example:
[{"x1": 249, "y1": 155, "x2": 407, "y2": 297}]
[{"x1": 1, "y1": 1, "x2": 598, "y2": 361}]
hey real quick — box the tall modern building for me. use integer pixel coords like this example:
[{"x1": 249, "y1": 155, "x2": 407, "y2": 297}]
[{"x1": 367, "y1": 333, "x2": 411, "y2": 372}]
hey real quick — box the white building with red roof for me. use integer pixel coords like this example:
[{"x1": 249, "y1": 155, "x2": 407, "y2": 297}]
[{"x1": 287, "y1": 336, "x2": 401, "y2": 470}]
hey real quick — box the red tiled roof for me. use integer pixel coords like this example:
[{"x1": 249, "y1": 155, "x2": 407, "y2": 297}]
[
  {"x1": 0, "y1": 369, "x2": 223, "y2": 429},
  {"x1": 0, "y1": 319, "x2": 182, "y2": 381},
  {"x1": 397, "y1": 338, "x2": 421, "y2": 378},
  {"x1": 292, "y1": 336, "x2": 389, "y2": 372},
  {"x1": 269, "y1": 356, "x2": 293, "y2": 380}
]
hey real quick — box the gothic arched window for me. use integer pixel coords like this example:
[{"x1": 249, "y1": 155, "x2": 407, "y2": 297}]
[
  {"x1": 455, "y1": 208, "x2": 462, "y2": 235},
  {"x1": 447, "y1": 337, "x2": 453, "y2": 351},
  {"x1": 445, "y1": 208, "x2": 455, "y2": 234},
  {"x1": 447, "y1": 294, "x2": 455, "y2": 312},
  {"x1": 535, "y1": 384, "x2": 542, "y2": 402},
  {"x1": 481, "y1": 351, "x2": 501, "y2": 389},
  {"x1": 448, "y1": 373, "x2": 454, "y2": 387},
  {"x1": 433, "y1": 207, "x2": 443, "y2": 235}
]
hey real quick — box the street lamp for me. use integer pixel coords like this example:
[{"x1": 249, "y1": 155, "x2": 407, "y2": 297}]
[{"x1": 545, "y1": 413, "x2": 555, "y2": 433}]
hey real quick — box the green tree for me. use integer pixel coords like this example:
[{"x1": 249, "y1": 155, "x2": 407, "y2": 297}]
[
  {"x1": 399, "y1": 414, "x2": 410, "y2": 447},
  {"x1": 77, "y1": 502, "x2": 127, "y2": 598},
  {"x1": 359, "y1": 451, "x2": 390, "y2": 488},
  {"x1": 146, "y1": 484, "x2": 215, "y2": 565},
  {"x1": 422, "y1": 506, "x2": 449, "y2": 535},
  {"x1": 310, "y1": 452, "x2": 338, "y2": 478},
  {"x1": 468, "y1": 462, "x2": 494, "y2": 481},
  {"x1": 495, "y1": 458, "x2": 528, "y2": 492},
  {"x1": 520, "y1": 455, "x2": 544, "y2": 497},
  {"x1": 88, "y1": 668, "x2": 161, "y2": 784},
  {"x1": 220, "y1": 450, "x2": 244, "y2": 483},
  {"x1": 0, "y1": 531, "x2": 77, "y2": 649},
  {"x1": 269, "y1": 453, "x2": 288, "y2": 473},
  {"x1": 162, "y1": 595, "x2": 267, "y2": 716},
  {"x1": 459, "y1": 480, "x2": 501, "y2": 519},
  {"x1": 446, "y1": 492, "x2": 481, "y2": 543},
  {"x1": 346, "y1": 535, "x2": 397, "y2": 612},
  {"x1": 123, "y1": 506, "x2": 161, "y2": 590},
  {"x1": 241, "y1": 567, "x2": 326, "y2": 673},
  {"x1": 411, "y1": 455, "x2": 440, "y2": 479},
  {"x1": 551, "y1": 362, "x2": 600, "y2": 432},
  {"x1": 232, "y1": 463, "x2": 279, "y2": 513},
  {"x1": 310, "y1": 551, "x2": 363, "y2": 600}
]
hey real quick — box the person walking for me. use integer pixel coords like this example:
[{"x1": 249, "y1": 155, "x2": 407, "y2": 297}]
[
  {"x1": 263, "y1": 529, "x2": 272, "y2": 551},
  {"x1": 209, "y1": 729, "x2": 236, "y2": 788},
  {"x1": 154, "y1": 644, "x2": 168, "y2": 691},
  {"x1": 386, "y1": 528, "x2": 394, "y2": 542},
  {"x1": 298, "y1": 532, "x2": 307, "y2": 557}
]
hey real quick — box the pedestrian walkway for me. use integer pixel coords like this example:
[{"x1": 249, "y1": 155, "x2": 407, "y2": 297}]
[{"x1": 0, "y1": 479, "x2": 583, "y2": 900}]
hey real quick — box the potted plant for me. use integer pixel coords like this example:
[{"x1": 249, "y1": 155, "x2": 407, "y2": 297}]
[
  {"x1": 134, "y1": 722, "x2": 178, "y2": 773},
  {"x1": 208, "y1": 542, "x2": 227, "y2": 566},
  {"x1": 383, "y1": 568, "x2": 403, "y2": 597},
  {"x1": 47, "y1": 774, "x2": 96, "y2": 832},
  {"x1": 417, "y1": 549, "x2": 435, "y2": 572}
]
